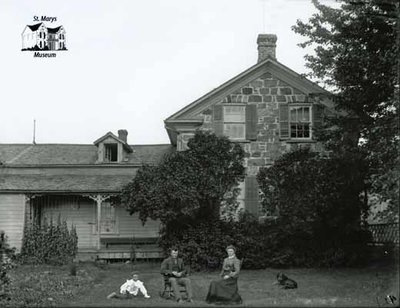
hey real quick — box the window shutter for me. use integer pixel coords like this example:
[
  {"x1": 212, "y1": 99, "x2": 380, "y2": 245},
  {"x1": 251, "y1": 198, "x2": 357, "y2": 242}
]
[
  {"x1": 245, "y1": 104, "x2": 258, "y2": 140},
  {"x1": 313, "y1": 104, "x2": 324, "y2": 136},
  {"x1": 279, "y1": 103, "x2": 289, "y2": 139},
  {"x1": 213, "y1": 104, "x2": 224, "y2": 137},
  {"x1": 245, "y1": 176, "x2": 260, "y2": 216}
]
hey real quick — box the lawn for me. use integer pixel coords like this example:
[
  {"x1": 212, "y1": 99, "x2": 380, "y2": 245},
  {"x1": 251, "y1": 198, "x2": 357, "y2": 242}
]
[{"x1": 4, "y1": 261, "x2": 399, "y2": 307}]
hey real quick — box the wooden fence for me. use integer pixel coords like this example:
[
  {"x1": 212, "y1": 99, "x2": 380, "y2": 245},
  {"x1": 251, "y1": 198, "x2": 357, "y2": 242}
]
[{"x1": 367, "y1": 223, "x2": 399, "y2": 246}]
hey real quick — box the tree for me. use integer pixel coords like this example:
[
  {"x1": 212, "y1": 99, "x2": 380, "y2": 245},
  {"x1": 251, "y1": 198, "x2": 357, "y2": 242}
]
[
  {"x1": 121, "y1": 130, "x2": 246, "y2": 231},
  {"x1": 257, "y1": 148, "x2": 371, "y2": 266},
  {"x1": 292, "y1": 0, "x2": 399, "y2": 221}
]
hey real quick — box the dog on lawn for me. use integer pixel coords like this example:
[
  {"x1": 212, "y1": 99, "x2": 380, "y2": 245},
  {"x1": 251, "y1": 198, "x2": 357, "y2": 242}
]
[{"x1": 274, "y1": 272, "x2": 298, "y2": 289}]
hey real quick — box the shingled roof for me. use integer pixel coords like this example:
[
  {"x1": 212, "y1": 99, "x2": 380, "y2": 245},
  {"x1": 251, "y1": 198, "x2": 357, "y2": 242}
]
[
  {"x1": 0, "y1": 144, "x2": 173, "y2": 165},
  {"x1": 0, "y1": 143, "x2": 174, "y2": 193},
  {"x1": 0, "y1": 174, "x2": 135, "y2": 193}
]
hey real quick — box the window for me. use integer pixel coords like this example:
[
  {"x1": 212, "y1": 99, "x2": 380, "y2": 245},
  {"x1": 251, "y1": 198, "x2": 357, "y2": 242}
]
[
  {"x1": 280, "y1": 104, "x2": 316, "y2": 140},
  {"x1": 104, "y1": 143, "x2": 118, "y2": 162},
  {"x1": 213, "y1": 104, "x2": 257, "y2": 141},
  {"x1": 223, "y1": 106, "x2": 246, "y2": 140},
  {"x1": 177, "y1": 133, "x2": 194, "y2": 151},
  {"x1": 289, "y1": 106, "x2": 311, "y2": 138}
]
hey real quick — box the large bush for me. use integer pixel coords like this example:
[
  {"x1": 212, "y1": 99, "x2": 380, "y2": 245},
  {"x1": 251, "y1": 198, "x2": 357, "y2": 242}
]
[
  {"x1": 0, "y1": 231, "x2": 16, "y2": 300},
  {"x1": 160, "y1": 212, "x2": 288, "y2": 270},
  {"x1": 18, "y1": 216, "x2": 78, "y2": 265},
  {"x1": 122, "y1": 130, "x2": 245, "y2": 229},
  {"x1": 257, "y1": 148, "x2": 372, "y2": 267}
]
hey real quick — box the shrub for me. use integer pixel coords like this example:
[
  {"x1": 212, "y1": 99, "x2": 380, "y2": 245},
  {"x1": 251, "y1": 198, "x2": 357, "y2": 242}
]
[
  {"x1": 18, "y1": 215, "x2": 78, "y2": 265},
  {"x1": 160, "y1": 212, "x2": 284, "y2": 270},
  {"x1": 0, "y1": 231, "x2": 16, "y2": 301},
  {"x1": 257, "y1": 148, "x2": 372, "y2": 267}
]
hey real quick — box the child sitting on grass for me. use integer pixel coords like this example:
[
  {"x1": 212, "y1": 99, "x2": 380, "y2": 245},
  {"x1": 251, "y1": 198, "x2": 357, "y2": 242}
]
[{"x1": 107, "y1": 271, "x2": 151, "y2": 299}]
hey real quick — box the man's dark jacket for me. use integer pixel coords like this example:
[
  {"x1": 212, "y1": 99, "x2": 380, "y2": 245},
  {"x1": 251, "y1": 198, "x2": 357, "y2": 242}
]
[{"x1": 160, "y1": 257, "x2": 188, "y2": 277}]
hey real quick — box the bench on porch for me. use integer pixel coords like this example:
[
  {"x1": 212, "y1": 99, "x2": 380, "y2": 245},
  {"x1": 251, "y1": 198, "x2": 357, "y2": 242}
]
[
  {"x1": 97, "y1": 236, "x2": 162, "y2": 260},
  {"x1": 101, "y1": 236, "x2": 159, "y2": 249}
]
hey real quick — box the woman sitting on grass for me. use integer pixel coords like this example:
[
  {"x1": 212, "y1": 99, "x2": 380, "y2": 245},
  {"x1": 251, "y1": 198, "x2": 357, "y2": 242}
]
[{"x1": 206, "y1": 245, "x2": 242, "y2": 305}]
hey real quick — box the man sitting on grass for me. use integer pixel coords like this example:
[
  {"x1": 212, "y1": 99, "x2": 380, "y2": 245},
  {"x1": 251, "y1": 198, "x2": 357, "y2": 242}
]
[{"x1": 107, "y1": 271, "x2": 151, "y2": 299}]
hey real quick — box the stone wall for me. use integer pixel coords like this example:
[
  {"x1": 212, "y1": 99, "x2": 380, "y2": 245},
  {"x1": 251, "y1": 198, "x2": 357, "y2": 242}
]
[{"x1": 196, "y1": 72, "x2": 324, "y2": 175}]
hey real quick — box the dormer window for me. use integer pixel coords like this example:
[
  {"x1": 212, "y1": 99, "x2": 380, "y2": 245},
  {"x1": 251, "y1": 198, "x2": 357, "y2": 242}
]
[
  {"x1": 94, "y1": 130, "x2": 133, "y2": 164},
  {"x1": 104, "y1": 143, "x2": 118, "y2": 162}
]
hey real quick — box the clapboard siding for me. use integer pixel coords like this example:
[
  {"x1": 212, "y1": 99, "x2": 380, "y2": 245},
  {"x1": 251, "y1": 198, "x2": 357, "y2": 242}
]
[
  {"x1": 116, "y1": 207, "x2": 161, "y2": 238},
  {"x1": 41, "y1": 199, "x2": 97, "y2": 249},
  {"x1": 0, "y1": 194, "x2": 25, "y2": 251},
  {"x1": 40, "y1": 200, "x2": 160, "y2": 249}
]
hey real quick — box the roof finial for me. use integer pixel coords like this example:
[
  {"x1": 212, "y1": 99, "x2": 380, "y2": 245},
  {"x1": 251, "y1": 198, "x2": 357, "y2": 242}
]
[
  {"x1": 33, "y1": 119, "x2": 36, "y2": 145},
  {"x1": 261, "y1": 0, "x2": 268, "y2": 33}
]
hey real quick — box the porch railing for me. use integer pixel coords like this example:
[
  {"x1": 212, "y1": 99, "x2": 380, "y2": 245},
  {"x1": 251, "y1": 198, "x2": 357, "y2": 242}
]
[{"x1": 367, "y1": 223, "x2": 399, "y2": 245}]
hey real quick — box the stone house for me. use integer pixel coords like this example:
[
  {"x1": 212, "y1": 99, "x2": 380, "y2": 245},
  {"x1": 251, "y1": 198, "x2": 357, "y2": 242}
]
[
  {"x1": 1, "y1": 33, "x2": 334, "y2": 260},
  {"x1": 165, "y1": 34, "x2": 333, "y2": 216}
]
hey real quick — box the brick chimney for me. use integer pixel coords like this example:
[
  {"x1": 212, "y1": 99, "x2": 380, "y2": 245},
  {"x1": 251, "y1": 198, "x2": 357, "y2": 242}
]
[
  {"x1": 257, "y1": 34, "x2": 277, "y2": 62},
  {"x1": 118, "y1": 129, "x2": 128, "y2": 143}
]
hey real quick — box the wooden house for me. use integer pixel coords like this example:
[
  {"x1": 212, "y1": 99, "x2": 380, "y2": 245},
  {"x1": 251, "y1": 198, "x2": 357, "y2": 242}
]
[{"x1": 0, "y1": 130, "x2": 173, "y2": 260}]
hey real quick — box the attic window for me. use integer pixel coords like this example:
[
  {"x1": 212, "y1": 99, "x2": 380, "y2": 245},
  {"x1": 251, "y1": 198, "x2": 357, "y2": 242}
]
[{"x1": 104, "y1": 144, "x2": 118, "y2": 162}]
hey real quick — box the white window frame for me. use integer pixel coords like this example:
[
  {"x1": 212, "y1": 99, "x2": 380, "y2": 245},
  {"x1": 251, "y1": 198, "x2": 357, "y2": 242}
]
[
  {"x1": 177, "y1": 133, "x2": 194, "y2": 151},
  {"x1": 223, "y1": 105, "x2": 246, "y2": 140},
  {"x1": 289, "y1": 105, "x2": 312, "y2": 140}
]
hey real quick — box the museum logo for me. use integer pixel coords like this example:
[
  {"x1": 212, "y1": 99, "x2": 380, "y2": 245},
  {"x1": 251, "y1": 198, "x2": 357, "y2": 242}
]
[{"x1": 21, "y1": 16, "x2": 67, "y2": 58}]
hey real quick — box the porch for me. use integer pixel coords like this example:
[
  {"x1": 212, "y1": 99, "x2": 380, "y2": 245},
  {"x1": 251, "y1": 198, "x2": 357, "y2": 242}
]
[{"x1": 26, "y1": 194, "x2": 163, "y2": 260}]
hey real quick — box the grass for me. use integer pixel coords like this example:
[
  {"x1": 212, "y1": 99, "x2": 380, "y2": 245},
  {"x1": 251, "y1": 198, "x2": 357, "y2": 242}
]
[{"x1": 4, "y1": 261, "x2": 399, "y2": 307}]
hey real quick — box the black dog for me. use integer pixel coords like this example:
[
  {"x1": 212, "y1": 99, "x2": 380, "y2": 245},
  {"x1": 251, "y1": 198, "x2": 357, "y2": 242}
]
[{"x1": 275, "y1": 272, "x2": 298, "y2": 289}]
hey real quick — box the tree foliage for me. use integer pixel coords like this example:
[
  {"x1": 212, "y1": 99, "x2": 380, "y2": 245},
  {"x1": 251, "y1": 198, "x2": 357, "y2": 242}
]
[
  {"x1": 121, "y1": 130, "x2": 246, "y2": 230},
  {"x1": 257, "y1": 148, "x2": 371, "y2": 266},
  {"x1": 292, "y1": 0, "x2": 399, "y2": 221}
]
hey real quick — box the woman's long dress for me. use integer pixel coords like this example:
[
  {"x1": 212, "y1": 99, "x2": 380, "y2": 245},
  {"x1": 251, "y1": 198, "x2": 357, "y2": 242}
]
[{"x1": 206, "y1": 257, "x2": 242, "y2": 304}]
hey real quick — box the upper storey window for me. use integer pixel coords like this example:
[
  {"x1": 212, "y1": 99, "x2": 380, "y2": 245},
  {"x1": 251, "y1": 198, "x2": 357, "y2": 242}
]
[
  {"x1": 104, "y1": 143, "x2": 118, "y2": 162},
  {"x1": 223, "y1": 106, "x2": 246, "y2": 140},
  {"x1": 279, "y1": 103, "x2": 324, "y2": 141},
  {"x1": 213, "y1": 104, "x2": 257, "y2": 141},
  {"x1": 289, "y1": 106, "x2": 311, "y2": 139}
]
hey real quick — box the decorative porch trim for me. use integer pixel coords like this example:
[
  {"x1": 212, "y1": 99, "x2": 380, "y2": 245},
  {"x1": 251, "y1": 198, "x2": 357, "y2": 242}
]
[{"x1": 85, "y1": 194, "x2": 118, "y2": 250}]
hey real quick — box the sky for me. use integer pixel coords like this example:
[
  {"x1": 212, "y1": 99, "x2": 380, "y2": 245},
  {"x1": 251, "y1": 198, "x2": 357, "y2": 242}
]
[{"x1": 0, "y1": 0, "x2": 339, "y2": 145}]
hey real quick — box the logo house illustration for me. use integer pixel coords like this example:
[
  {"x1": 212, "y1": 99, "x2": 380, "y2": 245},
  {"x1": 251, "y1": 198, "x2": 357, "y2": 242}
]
[{"x1": 21, "y1": 22, "x2": 66, "y2": 55}]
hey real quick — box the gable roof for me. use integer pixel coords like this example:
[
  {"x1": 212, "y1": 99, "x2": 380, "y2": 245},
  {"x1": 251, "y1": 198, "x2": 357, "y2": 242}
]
[
  {"x1": 0, "y1": 143, "x2": 173, "y2": 166},
  {"x1": 93, "y1": 132, "x2": 133, "y2": 153},
  {"x1": 27, "y1": 23, "x2": 43, "y2": 31},
  {"x1": 47, "y1": 26, "x2": 62, "y2": 33},
  {"x1": 165, "y1": 57, "x2": 330, "y2": 123}
]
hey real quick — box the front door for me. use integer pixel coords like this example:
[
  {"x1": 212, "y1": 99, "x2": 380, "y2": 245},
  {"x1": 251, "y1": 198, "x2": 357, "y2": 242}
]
[{"x1": 100, "y1": 201, "x2": 117, "y2": 234}]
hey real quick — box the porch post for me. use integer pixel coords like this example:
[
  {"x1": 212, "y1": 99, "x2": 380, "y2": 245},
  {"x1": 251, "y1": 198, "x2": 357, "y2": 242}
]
[
  {"x1": 24, "y1": 195, "x2": 32, "y2": 227},
  {"x1": 96, "y1": 197, "x2": 101, "y2": 250},
  {"x1": 88, "y1": 194, "x2": 111, "y2": 250}
]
